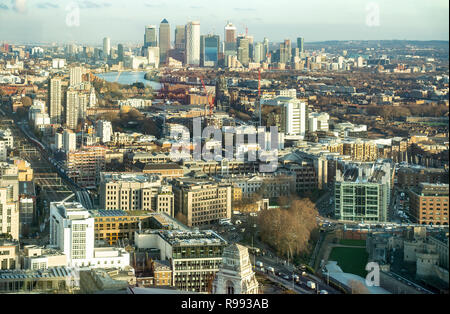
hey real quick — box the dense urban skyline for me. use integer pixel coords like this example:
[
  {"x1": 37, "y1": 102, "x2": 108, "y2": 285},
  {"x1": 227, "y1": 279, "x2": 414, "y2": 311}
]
[{"x1": 0, "y1": 0, "x2": 448, "y2": 44}]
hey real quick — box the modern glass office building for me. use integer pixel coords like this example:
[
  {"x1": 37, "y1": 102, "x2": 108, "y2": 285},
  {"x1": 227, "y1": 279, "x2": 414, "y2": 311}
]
[
  {"x1": 334, "y1": 162, "x2": 393, "y2": 222},
  {"x1": 200, "y1": 35, "x2": 220, "y2": 67}
]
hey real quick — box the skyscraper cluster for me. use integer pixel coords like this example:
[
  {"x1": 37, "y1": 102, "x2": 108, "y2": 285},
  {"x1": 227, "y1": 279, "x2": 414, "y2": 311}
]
[{"x1": 99, "y1": 19, "x2": 304, "y2": 69}]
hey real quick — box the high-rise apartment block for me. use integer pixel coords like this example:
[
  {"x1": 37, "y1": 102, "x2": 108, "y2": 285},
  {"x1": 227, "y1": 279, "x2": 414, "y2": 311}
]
[
  {"x1": 103, "y1": 37, "x2": 111, "y2": 56},
  {"x1": 185, "y1": 21, "x2": 200, "y2": 66},
  {"x1": 65, "y1": 88, "x2": 79, "y2": 130},
  {"x1": 48, "y1": 77, "x2": 62, "y2": 124}
]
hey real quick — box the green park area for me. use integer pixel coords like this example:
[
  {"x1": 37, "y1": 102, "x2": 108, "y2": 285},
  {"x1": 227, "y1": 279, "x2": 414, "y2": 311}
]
[{"x1": 329, "y1": 247, "x2": 369, "y2": 278}]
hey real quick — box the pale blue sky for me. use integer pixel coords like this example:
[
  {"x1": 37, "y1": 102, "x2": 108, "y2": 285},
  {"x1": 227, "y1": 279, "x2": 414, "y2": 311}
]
[{"x1": 0, "y1": 0, "x2": 448, "y2": 45}]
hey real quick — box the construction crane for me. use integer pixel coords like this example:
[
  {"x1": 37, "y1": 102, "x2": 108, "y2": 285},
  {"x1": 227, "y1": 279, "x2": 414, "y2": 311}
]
[
  {"x1": 200, "y1": 77, "x2": 215, "y2": 117},
  {"x1": 258, "y1": 67, "x2": 262, "y2": 126}
]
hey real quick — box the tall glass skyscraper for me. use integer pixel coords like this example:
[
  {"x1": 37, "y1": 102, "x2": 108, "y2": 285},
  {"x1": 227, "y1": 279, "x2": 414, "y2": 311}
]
[
  {"x1": 297, "y1": 37, "x2": 304, "y2": 53},
  {"x1": 159, "y1": 19, "x2": 170, "y2": 63},
  {"x1": 200, "y1": 35, "x2": 220, "y2": 67},
  {"x1": 175, "y1": 25, "x2": 186, "y2": 50},
  {"x1": 144, "y1": 25, "x2": 158, "y2": 48}
]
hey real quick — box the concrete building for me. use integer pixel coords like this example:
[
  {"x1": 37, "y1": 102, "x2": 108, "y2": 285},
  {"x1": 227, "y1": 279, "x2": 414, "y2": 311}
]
[
  {"x1": 69, "y1": 66, "x2": 83, "y2": 87},
  {"x1": 135, "y1": 229, "x2": 227, "y2": 292},
  {"x1": 0, "y1": 128, "x2": 13, "y2": 149},
  {"x1": 63, "y1": 129, "x2": 76, "y2": 152},
  {"x1": 0, "y1": 266, "x2": 80, "y2": 293},
  {"x1": 217, "y1": 172, "x2": 295, "y2": 200},
  {"x1": 172, "y1": 177, "x2": 232, "y2": 227},
  {"x1": 261, "y1": 96, "x2": 307, "y2": 136},
  {"x1": 48, "y1": 77, "x2": 62, "y2": 124},
  {"x1": 212, "y1": 244, "x2": 259, "y2": 294},
  {"x1": 0, "y1": 162, "x2": 19, "y2": 240},
  {"x1": 308, "y1": 112, "x2": 330, "y2": 132},
  {"x1": 99, "y1": 172, "x2": 174, "y2": 216},
  {"x1": 65, "y1": 146, "x2": 106, "y2": 188},
  {"x1": 96, "y1": 120, "x2": 113, "y2": 143},
  {"x1": 49, "y1": 202, "x2": 130, "y2": 269},
  {"x1": 22, "y1": 245, "x2": 67, "y2": 270},
  {"x1": 0, "y1": 239, "x2": 19, "y2": 270},
  {"x1": 65, "y1": 88, "x2": 79, "y2": 130}
]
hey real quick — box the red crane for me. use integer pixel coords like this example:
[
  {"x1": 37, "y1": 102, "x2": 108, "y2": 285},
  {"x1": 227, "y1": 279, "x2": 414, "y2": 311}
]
[{"x1": 200, "y1": 77, "x2": 214, "y2": 117}]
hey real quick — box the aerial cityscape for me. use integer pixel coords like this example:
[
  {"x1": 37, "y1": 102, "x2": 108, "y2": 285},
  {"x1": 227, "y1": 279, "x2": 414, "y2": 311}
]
[{"x1": 0, "y1": 0, "x2": 449, "y2": 299}]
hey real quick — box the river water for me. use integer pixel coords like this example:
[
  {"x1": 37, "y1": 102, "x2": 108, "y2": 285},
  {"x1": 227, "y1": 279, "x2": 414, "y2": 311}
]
[{"x1": 95, "y1": 71, "x2": 162, "y2": 90}]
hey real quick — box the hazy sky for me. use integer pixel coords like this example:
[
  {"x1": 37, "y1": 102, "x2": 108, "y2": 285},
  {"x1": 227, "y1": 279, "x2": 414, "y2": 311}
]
[{"x1": 0, "y1": 0, "x2": 448, "y2": 45}]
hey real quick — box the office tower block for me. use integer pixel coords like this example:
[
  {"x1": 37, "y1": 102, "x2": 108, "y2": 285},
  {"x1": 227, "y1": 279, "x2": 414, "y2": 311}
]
[
  {"x1": 200, "y1": 34, "x2": 220, "y2": 67},
  {"x1": 66, "y1": 89, "x2": 79, "y2": 130},
  {"x1": 48, "y1": 77, "x2": 62, "y2": 124},
  {"x1": 69, "y1": 66, "x2": 83, "y2": 87},
  {"x1": 159, "y1": 19, "x2": 171, "y2": 63},
  {"x1": 297, "y1": 37, "x2": 304, "y2": 53},
  {"x1": 103, "y1": 37, "x2": 111, "y2": 56},
  {"x1": 254, "y1": 42, "x2": 264, "y2": 63},
  {"x1": 185, "y1": 21, "x2": 201, "y2": 66},
  {"x1": 279, "y1": 39, "x2": 291, "y2": 64},
  {"x1": 144, "y1": 25, "x2": 158, "y2": 48},
  {"x1": 117, "y1": 44, "x2": 124, "y2": 61},
  {"x1": 175, "y1": 25, "x2": 186, "y2": 50},
  {"x1": 263, "y1": 38, "x2": 270, "y2": 61},
  {"x1": 224, "y1": 22, "x2": 237, "y2": 66},
  {"x1": 237, "y1": 36, "x2": 250, "y2": 66},
  {"x1": 246, "y1": 35, "x2": 254, "y2": 62}
]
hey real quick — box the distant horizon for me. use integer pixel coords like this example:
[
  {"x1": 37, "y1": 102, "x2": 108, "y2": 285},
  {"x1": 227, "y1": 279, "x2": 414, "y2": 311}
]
[
  {"x1": 3, "y1": 39, "x2": 449, "y2": 48},
  {"x1": 0, "y1": 0, "x2": 448, "y2": 44}
]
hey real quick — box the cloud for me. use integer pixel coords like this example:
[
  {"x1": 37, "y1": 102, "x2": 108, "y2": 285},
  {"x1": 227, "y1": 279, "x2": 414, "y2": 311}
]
[
  {"x1": 77, "y1": 1, "x2": 111, "y2": 9},
  {"x1": 233, "y1": 7, "x2": 256, "y2": 12},
  {"x1": 11, "y1": 0, "x2": 27, "y2": 13},
  {"x1": 144, "y1": 2, "x2": 166, "y2": 8},
  {"x1": 36, "y1": 2, "x2": 59, "y2": 9}
]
